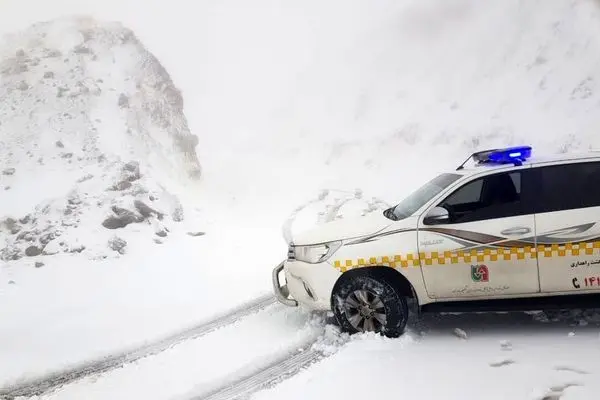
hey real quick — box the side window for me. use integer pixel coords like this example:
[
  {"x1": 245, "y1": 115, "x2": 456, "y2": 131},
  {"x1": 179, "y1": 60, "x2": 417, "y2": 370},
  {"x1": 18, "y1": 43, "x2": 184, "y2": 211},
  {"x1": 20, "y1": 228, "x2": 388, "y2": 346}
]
[
  {"x1": 446, "y1": 179, "x2": 483, "y2": 205},
  {"x1": 438, "y1": 171, "x2": 524, "y2": 224},
  {"x1": 538, "y1": 162, "x2": 600, "y2": 213}
]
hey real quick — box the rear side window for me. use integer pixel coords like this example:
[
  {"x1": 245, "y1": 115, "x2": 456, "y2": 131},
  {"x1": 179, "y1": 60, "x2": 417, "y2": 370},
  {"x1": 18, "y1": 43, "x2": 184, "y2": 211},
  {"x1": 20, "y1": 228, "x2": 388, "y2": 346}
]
[{"x1": 537, "y1": 162, "x2": 600, "y2": 213}]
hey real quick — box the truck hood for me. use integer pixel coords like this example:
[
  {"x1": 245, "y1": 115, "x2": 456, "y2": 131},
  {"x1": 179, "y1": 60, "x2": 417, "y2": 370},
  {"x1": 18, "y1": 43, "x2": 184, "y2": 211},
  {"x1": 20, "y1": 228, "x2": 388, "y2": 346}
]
[{"x1": 291, "y1": 211, "x2": 394, "y2": 246}]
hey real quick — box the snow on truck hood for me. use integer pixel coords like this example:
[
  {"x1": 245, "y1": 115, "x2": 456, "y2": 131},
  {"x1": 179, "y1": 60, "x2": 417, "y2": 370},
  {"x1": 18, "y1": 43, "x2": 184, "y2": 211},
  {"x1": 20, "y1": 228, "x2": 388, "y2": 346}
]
[{"x1": 291, "y1": 211, "x2": 393, "y2": 246}]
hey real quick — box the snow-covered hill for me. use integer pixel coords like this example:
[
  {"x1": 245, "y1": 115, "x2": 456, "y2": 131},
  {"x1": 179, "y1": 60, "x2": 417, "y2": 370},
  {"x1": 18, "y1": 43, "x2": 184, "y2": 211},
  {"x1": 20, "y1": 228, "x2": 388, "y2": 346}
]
[
  {"x1": 0, "y1": 16, "x2": 202, "y2": 261},
  {"x1": 185, "y1": 0, "x2": 600, "y2": 206}
]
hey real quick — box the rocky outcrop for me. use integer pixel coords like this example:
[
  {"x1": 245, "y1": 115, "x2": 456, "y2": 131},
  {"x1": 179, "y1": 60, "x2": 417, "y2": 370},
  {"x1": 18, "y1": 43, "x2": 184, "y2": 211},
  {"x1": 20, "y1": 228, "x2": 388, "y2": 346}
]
[{"x1": 0, "y1": 17, "x2": 203, "y2": 262}]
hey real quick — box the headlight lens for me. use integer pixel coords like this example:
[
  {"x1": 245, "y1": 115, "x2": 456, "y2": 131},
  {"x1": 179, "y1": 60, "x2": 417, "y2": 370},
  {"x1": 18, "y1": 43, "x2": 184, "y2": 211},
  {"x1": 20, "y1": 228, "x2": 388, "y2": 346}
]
[{"x1": 294, "y1": 241, "x2": 342, "y2": 264}]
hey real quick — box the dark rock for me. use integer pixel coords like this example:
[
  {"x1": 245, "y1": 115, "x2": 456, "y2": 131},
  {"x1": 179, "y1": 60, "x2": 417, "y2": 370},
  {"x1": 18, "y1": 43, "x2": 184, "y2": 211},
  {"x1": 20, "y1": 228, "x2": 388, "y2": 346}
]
[
  {"x1": 73, "y1": 45, "x2": 91, "y2": 54},
  {"x1": 77, "y1": 173, "x2": 93, "y2": 183},
  {"x1": 118, "y1": 93, "x2": 129, "y2": 108},
  {"x1": 69, "y1": 244, "x2": 85, "y2": 253},
  {"x1": 17, "y1": 230, "x2": 35, "y2": 241},
  {"x1": 122, "y1": 161, "x2": 141, "y2": 181},
  {"x1": 8, "y1": 280, "x2": 15, "y2": 285},
  {"x1": 102, "y1": 216, "x2": 127, "y2": 229},
  {"x1": 109, "y1": 180, "x2": 132, "y2": 191},
  {"x1": 155, "y1": 230, "x2": 167, "y2": 238},
  {"x1": 112, "y1": 206, "x2": 143, "y2": 220},
  {"x1": 0, "y1": 246, "x2": 22, "y2": 261},
  {"x1": 68, "y1": 195, "x2": 82, "y2": 205},
  {"x1": 187, "y1": 231, "x2": 206, "y2": 237},
  {"x1": 3, "y1": 217, "x2": 17, "y2": 231},
  {"x1": 123, "y1": 161, "x2": 139, "y2": 172},
  {"x1": 2, "y1": 168, "x2": 15, "y2": 176},
  {"x1": 134, "y1": 200, "x2": 163, "y2": 219},
  {"x1": 61, "y1": 219, "x2": 77, "y2": 227},
  {"x1": 57, "y1": 86, "x2": 69, "y2": 97},
  {"x1": 44, "y1": 71, "x2": 55, "y2": 79},
  {"x1": 129, "y1": 185, "x2": 149, "y2": 196},
  {"x1": 35, "y1": 262, "x2": 44, "y2": 268},
  {"x1": 172, "y1": 204, "x2": 184, "y2": 222},
  {"x1": 108, "y1": 236, "x2": 127, "y2": 254},
  {"x1": 40, "y1": 232, "x2": 56, "y2": 245},
  {"x1": 60, "y1": 152, "x2": 73, "y2": 159},
  {"x1": 25, "y1": 246, "x2": 42, "y2": 257},
  {"x1": 153, "y1": 238, "x2": 163, "y2": 244},
  {"x1": 102, "y1": 206, "x2": 143, "y2": 229},
  {"x1": 19, "y1": 215, "x2": 31, "y2": 224}
]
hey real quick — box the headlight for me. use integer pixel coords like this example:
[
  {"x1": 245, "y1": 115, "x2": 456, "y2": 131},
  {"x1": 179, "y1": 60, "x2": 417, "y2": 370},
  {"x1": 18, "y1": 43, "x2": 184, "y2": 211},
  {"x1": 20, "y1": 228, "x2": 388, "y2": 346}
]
[{"x1": 293, "y1": 241, "x2": 343, "y2": 264}]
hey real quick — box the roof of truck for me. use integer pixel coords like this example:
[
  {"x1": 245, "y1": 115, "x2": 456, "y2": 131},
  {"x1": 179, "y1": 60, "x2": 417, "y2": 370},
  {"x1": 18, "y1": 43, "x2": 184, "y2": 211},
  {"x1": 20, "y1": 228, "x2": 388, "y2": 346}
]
[{"x1": 455, "y1": 148, "x2": 600, "y2": 176}]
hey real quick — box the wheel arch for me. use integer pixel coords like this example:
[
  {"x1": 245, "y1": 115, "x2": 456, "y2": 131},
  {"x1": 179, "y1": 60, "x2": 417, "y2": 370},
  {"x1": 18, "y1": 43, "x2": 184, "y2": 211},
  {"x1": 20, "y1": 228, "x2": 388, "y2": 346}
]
[{"x1": 331, "y1": 266, "x2": 419, "y2": 306}]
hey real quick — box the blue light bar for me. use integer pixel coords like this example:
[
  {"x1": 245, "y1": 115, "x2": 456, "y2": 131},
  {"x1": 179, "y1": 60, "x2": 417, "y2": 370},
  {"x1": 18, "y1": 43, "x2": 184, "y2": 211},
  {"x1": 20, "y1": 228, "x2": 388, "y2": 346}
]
[{"x1": 487, "y1": 145, "x2": 532, "y2": 165}]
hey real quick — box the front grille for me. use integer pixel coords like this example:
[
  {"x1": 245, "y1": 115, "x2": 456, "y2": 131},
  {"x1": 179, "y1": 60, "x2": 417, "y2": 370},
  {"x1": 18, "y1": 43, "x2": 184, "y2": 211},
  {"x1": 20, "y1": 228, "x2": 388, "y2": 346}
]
[{"x1": 287, "y1": 245, "x2": 296, "y2": 260}]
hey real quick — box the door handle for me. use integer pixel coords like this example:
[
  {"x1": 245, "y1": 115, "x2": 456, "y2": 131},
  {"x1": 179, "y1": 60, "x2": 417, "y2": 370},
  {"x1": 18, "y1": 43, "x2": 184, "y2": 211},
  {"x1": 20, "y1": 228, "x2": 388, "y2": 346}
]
[{"x1": 501, "y1": 227, "x2": 531, "y2": 236}]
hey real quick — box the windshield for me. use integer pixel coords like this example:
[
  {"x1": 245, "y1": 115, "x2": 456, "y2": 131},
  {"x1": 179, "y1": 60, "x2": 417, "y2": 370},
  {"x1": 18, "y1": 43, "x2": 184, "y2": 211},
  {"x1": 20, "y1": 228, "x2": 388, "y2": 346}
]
[{"x1": 384, "y1": 173, "x2": 462, "y2": 221}]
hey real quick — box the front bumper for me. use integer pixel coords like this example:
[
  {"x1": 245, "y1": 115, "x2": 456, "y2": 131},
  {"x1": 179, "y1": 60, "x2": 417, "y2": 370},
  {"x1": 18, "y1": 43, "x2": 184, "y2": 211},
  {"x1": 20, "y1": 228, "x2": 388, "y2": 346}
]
[
  {"x1": 272, "y1": 261, "x2": 298, "y2": 307},
  {"x1": 272, "y1": 259, "x2": 340, "y2": 310}
]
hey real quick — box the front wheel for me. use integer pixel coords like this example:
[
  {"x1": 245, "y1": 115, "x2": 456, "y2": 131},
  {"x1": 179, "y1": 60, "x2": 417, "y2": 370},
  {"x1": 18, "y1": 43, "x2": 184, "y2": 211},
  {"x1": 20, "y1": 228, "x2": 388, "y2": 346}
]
[{"x1": 331, "y1": 272, "x2": 409, "y2": 338}]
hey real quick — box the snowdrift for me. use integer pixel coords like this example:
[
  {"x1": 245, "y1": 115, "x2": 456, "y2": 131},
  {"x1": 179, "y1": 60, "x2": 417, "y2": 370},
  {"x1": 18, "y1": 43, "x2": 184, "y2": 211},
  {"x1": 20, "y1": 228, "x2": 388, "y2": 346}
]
[{"x1": 0, "y1": 16, "x2": 202, "y2": 261}]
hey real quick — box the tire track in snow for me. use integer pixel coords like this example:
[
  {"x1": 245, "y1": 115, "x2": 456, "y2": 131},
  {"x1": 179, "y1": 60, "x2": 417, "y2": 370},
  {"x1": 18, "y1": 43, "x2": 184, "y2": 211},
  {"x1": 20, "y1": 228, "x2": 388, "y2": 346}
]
[
  {"x1": 191, "y1": 338, "x2": 326, "y2": 400},
  {"x1": 0, "y1": 294, "x2": 277, "y2": 399}
]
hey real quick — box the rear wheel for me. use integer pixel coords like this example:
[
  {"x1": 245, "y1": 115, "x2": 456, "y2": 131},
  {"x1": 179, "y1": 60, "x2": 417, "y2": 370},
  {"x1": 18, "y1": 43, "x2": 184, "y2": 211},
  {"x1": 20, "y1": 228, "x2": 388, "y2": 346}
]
[{"x1": 331, "y1": 272, "x2": 409, "y2": 338}]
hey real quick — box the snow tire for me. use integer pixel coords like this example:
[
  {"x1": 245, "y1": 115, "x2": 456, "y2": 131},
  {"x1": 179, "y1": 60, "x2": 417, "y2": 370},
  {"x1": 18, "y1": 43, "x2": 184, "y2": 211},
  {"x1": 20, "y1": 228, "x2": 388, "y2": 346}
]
[{"x1": 331, "y1": 271, "x2": 409, "y2": 338}]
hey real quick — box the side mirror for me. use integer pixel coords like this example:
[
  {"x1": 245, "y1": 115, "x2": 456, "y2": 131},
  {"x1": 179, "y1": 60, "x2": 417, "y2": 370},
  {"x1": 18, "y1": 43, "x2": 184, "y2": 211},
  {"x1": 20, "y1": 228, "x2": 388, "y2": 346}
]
[{"x1": 423, "y1": 206, "x2": 449, "y2": 225}]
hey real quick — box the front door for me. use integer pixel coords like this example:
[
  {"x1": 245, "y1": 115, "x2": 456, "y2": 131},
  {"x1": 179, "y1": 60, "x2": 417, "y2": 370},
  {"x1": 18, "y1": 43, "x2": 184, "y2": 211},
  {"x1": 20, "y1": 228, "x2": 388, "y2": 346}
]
[
  {"x1": 534, "y1": 161, "x2": 600, "y2": 293},
  {"x1": 418, "y1": 168, "x2": 540, "y2": 299}
]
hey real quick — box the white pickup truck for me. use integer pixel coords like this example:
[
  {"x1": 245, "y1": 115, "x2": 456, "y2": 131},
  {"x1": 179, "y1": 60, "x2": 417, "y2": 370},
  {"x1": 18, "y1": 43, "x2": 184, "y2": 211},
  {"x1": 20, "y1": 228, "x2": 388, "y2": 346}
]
[{"x1": 273, "y1": 146, "x2": 600, "y2": 337}]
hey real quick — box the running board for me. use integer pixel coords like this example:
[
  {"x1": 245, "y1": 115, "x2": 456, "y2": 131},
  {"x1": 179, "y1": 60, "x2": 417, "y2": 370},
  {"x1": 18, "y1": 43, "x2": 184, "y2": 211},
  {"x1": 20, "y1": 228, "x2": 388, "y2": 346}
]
[{"x1": 421, "y1": 293, "x2": 600, "y2": 313}]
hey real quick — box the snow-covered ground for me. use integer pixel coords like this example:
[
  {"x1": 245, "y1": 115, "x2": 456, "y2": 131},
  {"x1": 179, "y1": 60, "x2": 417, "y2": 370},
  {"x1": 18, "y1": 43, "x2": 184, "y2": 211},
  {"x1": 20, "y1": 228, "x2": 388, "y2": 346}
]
[
  {"x1": 256, "y1": 312, "x2": 600, "y2": 400},
  {"x1": 2, "y1": 0, "x2": 600, "y2": 399},
  {"x1": 35, "y1": 305, "x2": 325, "y2": 400}
]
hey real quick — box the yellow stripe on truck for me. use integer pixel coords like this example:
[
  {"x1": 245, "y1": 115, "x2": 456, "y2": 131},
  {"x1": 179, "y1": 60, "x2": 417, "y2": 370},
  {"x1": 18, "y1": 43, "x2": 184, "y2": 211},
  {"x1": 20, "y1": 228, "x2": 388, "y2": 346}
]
[{"x1": 332, "y1": 242, "x2": 600, "y2": 272}]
